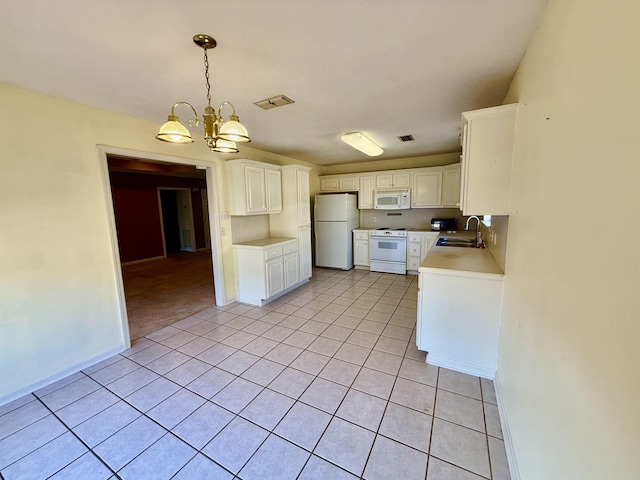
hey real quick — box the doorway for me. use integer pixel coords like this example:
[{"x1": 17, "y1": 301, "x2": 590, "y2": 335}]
[
  {"x1": 158, "y1": 187, "x2": 197, "y2": 255},
  {"x1": 159, "y1": 190, "x2": 181, "y2": 254},
  {"x1": 101, "y1": 150, "x2": 226, "y2": 344}
]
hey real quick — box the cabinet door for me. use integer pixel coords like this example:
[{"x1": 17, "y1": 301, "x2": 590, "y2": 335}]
[
  {"x1": 358, "y1": 175, "x2": 375, "y2": 209},
  {"x1": 245, "y1": 166, "x2": 266, "y2": 213},
  {"x1": 297, "y1": 169, "x2": 311, "y2": 225},
  {"x1": 461, "y1": 104, "x2": 516, "y2": 215},
  {"x1": 422, "y1": 235, "x2": 438, "y2": 255},
  {"x1": 283, "y1": 252, "x2": 299, "y2": 289},
  {"x1": 376, "y1": 174, "x2": 393, "y2": 189},
  {"x1": 376, "y1": 172, "x2": 410, "y2": 189},
  {"x1": 412, "y1": 170, "x2": 443, "y2": 207},
  {"x1": 442, "y1": 166, "x2": 461, "y2": 207},
  {"x1": 393, "y1": 173, "x2": 411, "y2": 188},
  {"x1": 298, "y1": 225, "x2": 312, "y2": 280},
  {"x1": 320, "y1": 177, "x2": 339, "y2": 192},
  {"x1": 265, "y1": 168, "x2": 282, "y2": 213},
  {"x1": 354, "y1": 239, "x2": 370, "y2": 266},
  {"x1": 266, "y1": 257, "x2": 285, "y2": 297},
  {"x1": 338, "y1": 176, "x2": 358, "y2": 191}
]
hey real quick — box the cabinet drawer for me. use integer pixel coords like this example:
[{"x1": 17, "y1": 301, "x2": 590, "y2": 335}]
[
  {"x1": 408, "y1": 243, "x2": 421, "y2": 257},
  {"x1": 408, "y1": 233, "x2": 422, "y2": 242},
  {"x1": 283, "y1": 242, "x2": 298, "y2": 255},
  {"x1": 407, "y1": 257, "x2": 421, "y2": 270},
  {"x1": 354, "y1": 231, "x2": 370, "y2": 240},
  {"x1": 264, "y1": 245, "x2": 283, "y2": 260}
]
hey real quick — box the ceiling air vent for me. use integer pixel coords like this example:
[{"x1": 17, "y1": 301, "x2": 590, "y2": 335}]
[
  {"x1": 254, "y1": 95, "x2": 295, "y2": 110},
  {"x1": 397, "y1": 135, "x2": 415, "y2": 142}
]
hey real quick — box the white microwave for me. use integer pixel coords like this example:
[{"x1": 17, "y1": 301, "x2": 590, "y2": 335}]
[{"x1": 373, "y1": 189, "x2": 411, "y2": 210}]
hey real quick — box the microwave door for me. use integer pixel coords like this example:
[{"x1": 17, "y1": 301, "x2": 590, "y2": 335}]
[{"x1": 376, "y1": 197, "x2": 399, "y2": 209}]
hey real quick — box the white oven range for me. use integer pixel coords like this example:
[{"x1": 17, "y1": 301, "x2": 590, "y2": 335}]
[{"x1": 369, "y1": 228, "x2": 407, "y2": 274}]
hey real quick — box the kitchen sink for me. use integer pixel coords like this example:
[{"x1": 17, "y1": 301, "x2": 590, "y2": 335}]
[{"x1": 436, "y1": 237, "x2": 482, "y2": 248}]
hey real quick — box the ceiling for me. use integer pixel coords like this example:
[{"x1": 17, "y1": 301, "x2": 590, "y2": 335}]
[{"x1": 0, "y1": 0, "x2": 547, "y2": 166}]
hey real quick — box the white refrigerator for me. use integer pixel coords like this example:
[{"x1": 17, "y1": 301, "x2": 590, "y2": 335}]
[{"x1": 314, "y1": 193, "x2": 359, "y2": 269}]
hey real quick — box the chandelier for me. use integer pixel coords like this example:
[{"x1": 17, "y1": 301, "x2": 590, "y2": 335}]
[{"x1": 156, "y1": 34, "x2": 250, "y2": 153}]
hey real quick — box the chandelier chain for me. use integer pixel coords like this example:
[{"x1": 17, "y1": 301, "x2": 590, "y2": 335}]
[{"x1": 204, "y1": 48, "x2": 212, "y2": 107}]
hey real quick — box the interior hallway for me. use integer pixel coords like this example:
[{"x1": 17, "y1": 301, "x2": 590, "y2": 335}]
[
  {"x1": 122, "y1": 252, "x2": 216, "y2": 341},
  {"x1": 0, "y1": 268, "x2": 509, "y2": 479}
]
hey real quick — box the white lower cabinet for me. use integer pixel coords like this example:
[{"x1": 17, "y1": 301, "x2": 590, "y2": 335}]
[
  {"x1": 417, "y1": 269, "x2": 504, "y2": 379},
  {"x1": 353, "y1": 230, "x2": 370, "y2": 267},
  {"x1": 283, "y1": 252, "x2": 300, "y2": 290},
  {"x1": 266, "y1": 256, "x2": 285, "y2": 298},
  {"x1": 233, "y1": 239, "x2": 301, "y2": 306},
  {"x1": 298, "y1": 224, "x2": 312, "y2": 280},
  {"x1": 407, "y1": 232, "x2": 438, "y2": 272}
]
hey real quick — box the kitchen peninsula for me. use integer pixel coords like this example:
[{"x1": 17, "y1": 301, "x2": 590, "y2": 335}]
[{"x1": 416, "y1": 230, "x2": 504, "y2": 379}]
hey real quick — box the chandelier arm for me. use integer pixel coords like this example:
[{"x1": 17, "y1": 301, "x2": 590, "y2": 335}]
[
  {"x1": 217, "y1": 101, "x2": 237, "y2": 117},
  {"x1": 170, "y1": 101, "x2": 199, "y2": 119},
  {"x1": 170, "y1": 101, "x2": 201, "y2": 127}
]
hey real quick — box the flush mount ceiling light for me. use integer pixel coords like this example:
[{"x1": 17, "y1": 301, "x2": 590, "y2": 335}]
[
  {"x1": 156, "y1": 34, "x2": 250, "y2": 153},
  {"x1": 340, "y1": 132, "x2": 383, "y2": 156}
]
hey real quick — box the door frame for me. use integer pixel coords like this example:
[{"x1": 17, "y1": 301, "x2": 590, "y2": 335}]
[
  {"x1": 97, "y1": 145, "x2": 228, "y2": 348},
  {"x1": 157, "y1": 187, "x2": 197, "y2": 254}
]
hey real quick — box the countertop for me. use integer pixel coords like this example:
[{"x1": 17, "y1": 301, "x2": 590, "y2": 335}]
[
  {"x1": 419, "y1": 231, "x2": 504, "y2": 278},
  {"x1": 232, "y1": 237, "x2": 296, "y2": 248},
  {"x1": 354, "y1": 228, "x2": 442, "y2": 233}
]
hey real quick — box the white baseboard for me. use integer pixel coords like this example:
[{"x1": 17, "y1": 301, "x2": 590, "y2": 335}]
[
  {"x1": 426, "y1": 353, "x2": 496, "y2": 379},
  {"x1": 494, "y1": 371, "x2": 521, "y2": 480},
  {"x1": 0, "y1": 346, "x2": 125, "y2": 407}
]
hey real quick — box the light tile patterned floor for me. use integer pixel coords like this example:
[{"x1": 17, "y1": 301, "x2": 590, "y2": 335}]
[{"x1": 0, "y1": 268, "x2": 510, "y2": 479}]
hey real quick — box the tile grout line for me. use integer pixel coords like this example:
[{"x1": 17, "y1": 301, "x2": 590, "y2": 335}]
[{"x1": 29, "y1": 393, "x2": 121, "y2": 479}]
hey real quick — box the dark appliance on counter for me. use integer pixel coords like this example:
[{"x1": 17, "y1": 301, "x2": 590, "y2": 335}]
[{"x1": 430, "y1": 217, "x2": 457, "y2": 231}]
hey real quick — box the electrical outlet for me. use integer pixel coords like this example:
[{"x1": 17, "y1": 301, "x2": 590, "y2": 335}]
[
  {"x1": 221, "y1": 227, "x2": 226, "y2": 236},
  {"x1": 372, "y1": 216, "x2": 377, "y2": 223}
]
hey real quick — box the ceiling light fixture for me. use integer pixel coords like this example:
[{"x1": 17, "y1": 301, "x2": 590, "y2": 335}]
[
  {"x1": 340, "y1": 132, "x2": 383, "y2": 156},
  {"x1": 156, "y1": 34, "x2": 250, "y2": 153}
]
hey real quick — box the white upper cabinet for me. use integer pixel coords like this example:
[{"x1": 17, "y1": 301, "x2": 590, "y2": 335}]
[
  {"x1": 441, "y1": 164, "x2": 461, "y2": 207},
  {"x1": 319, "y1": 164, "x2": 461, "y2": 209},
  {"x1": 375, "y1": 172, "x2": 411, "y2": 189},
  {"x1": 412, "y1": 170, "x2": 442, "y2": 207},
  {"x1": 460, "y1": 104, "x2": 517, "y2": 215},
  {"x1": 358, "y1": 175, "x2": 375, "y2": 209},
  {"x1": 265, "y1": 168, "x2": 283, "y2": 213},
  {"x1": 319, "y1": 175, "x2": 359, "y2": 192},
  {"x1": 296, "y1": 168, "x2": 311, "y2": 226},
  {"x1": 227, "y1": 160, "x2": 283, "y2": 215}
]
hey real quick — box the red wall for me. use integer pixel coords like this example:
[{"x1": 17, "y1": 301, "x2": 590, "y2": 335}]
[{"x1": 109, "y1": 172, "x2": 207, "y2": 263}]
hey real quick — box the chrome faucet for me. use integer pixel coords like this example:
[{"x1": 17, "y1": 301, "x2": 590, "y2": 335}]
[{"x1": 465, "y1": 216, "x2": 482, "y2": 246}]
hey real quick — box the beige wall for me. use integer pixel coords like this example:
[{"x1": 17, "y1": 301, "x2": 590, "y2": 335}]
[
  {"x1": 497, "y1": 1, "x2": 639, "y2": 478},
  {"x1": 0, "y1": 84, "x2": 315, "y2": 402},
  {"x1": 359, "y1": 208, "x2": 465, "y2": 231}
]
